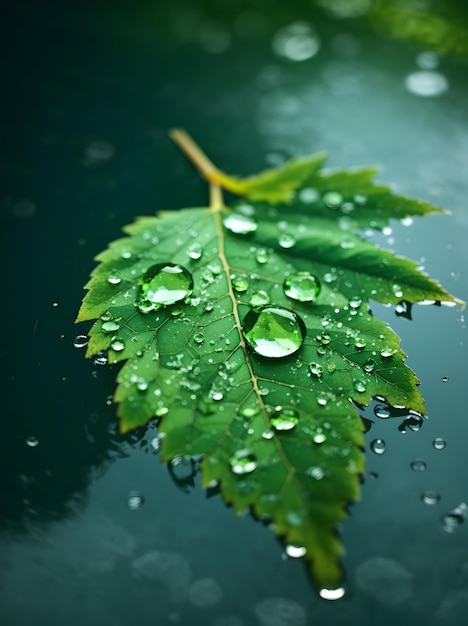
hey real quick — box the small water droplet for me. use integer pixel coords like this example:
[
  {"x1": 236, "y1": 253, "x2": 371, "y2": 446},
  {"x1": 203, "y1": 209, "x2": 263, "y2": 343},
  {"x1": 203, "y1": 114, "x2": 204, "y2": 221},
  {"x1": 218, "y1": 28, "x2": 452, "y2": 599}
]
[
  {"x1": 323, "y1": 272, "x2": 337, "y2": 284},
  {"x1": 442, "y1": 376, "x2": 449, "y2": 383},
  {"x1": 323, "y1": 191, "x2": 343, "y2": 208},
  {"x1": 230, "y1": 449, "x2": 257, "y2": 475},
  {"x1": 380, "y1": 347, "x2": 396, "y2": 359},
  {"x1": 127, "y1": 490, "x2": 144, "y2": 510},
  {"x1": 168, "y1": 454, "x2": 196, "y2": 481},
  {"x1": 410, "y1": 458, "x2": 427, "y2": 471},
  {"x1": 255, "y1": 248, "x2": 270, "y2": 264},
  {"x1": 102, "y1": 320, "x2": 120, "y2": 334},
  {"x1": 150, "y1": 436, "x2": 160, "y2": 452},
  {"x1": 111, "y1": 338, "x2": 125, "y2": 352},
  {"x1": 363, "y1": 358, "x2": 376, "y2": 373},
  {"x1": 232, "y1": 276, "x2": 249, "y2": 292},
  {"x1": 313, "y1": 432, "x2": 327, "y2": 444},
  {"x1": 248, "y1": 290, "x2": 270, "y2": 307},
  {"x1": 283, "y1": 272, "x2": 321, "y2": 302},
  {"x1": 193, "y1": 332, "x2": 205, "y2": 344},
  {"x1": 73, "y1": 334, "x2": 89, "y2": 349},
  {"x1": 108, "y1": 272, "x2": 122, "y2": 285},
  {"x1": 354, "y1": 338, "x2": 366, "y2": 350},
  {"x1": 262, "y1": 429, "x2": 274, "y2": 440},
  {"x1": 270, "y1": 406, "x2": 299, "y2": 431},
  {"x1": 243, "y1": 306, "x2": 306, "y2": 358},
  {"x1": 319, "y1": 587, "x2": 346, "y2": 601},
  {"x1": 433, "y1": 437, "x2": 446, "y2": 450},
  {"x1": 93, "y1": 351, "x2": 108, "y2": 365},
  {"x1": 374, "y1": 403, "x2": 391, "y2": 419},
  {"x1": 441, "y1": 512, "x2": 464, "y2": 532},
  {"x1": 392, "y1": 284, "x2": 404, "y2": 298},
  {"x1": 278, "y1": 233, "x2": 296, "y2": 249},
  {"x1": 224, "y1": 213, "x2": 257, "y2": 235},
  {"x1": 306, "y1": 466, "x2": 324, "y2": 480},
  {"x1": 371, "y1": 438, "x2": 386, "y2": 454},
  {"x1": 138, "y1": 263, "x2": 193, "y2": 310},
  {"x1": 298, "y1": 187, "x2": 319, "y2": 203},
  {"x1": 421, "y1": 490, "x2": 440, "y2": 505},
  {"x1": 285, "y1": 544, "x2": 306, "y2": 558},
  {"x1": 349, "y1": 296, "x2": 362, "y2": 309},
  {"x1": 272, "y1": 21, "x2": 320, "y2": 62},
  {"x1": 354, "y1": 379, "x2": 367, "y2": 393},
  {"x1": 26, "y1": 436, "x2": 39, "y2": 447}
]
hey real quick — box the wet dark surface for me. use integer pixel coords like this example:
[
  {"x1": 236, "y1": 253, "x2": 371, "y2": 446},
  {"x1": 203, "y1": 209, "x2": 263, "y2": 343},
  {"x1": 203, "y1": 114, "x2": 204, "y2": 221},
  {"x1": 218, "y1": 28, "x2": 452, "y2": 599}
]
[{"x1": 1, "y1": 2, "x2": 468, "y2": 625}]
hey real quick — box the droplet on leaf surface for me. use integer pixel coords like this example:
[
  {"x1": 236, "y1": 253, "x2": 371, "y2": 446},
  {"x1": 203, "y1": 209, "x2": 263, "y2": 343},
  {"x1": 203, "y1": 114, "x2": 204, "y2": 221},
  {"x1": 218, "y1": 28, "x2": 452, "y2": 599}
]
[
  {"x1": 270, "y1": 406, "x2": 299, "y2": 431},
  {"x1": 138, "y1": 263, "x2": 193, "y2": 309},
  {"x1": 230, "y1": 449, "x2": 257, "y2": 475},
  {"x1": 283, "y1": 272, "x2": 321, "y2": 302},
  {"x1": 242, "y1": 306, "x2": 306, "y2": 358}
]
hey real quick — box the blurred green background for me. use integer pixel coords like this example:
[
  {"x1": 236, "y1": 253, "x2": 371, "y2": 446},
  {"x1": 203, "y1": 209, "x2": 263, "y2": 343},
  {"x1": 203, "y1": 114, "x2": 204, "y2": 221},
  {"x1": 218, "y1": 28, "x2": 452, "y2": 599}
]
[{"x1": 1, "y1": 1, "x2": 467, "y2": 625}]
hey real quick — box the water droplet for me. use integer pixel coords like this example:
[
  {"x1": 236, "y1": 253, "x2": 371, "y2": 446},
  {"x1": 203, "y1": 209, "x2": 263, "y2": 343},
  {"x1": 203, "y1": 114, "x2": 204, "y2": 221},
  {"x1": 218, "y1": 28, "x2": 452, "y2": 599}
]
[
  {"x1": 26, "y1": 436, "x2": 39, "y2": 447},
  {"x1": 421, "y1": 490, "x2": 440, "y2": 505},
  {"x1": 168, "y1": 455, "x2": 196, "y2": 481},
  {"x1": 371, "y1": 438, "x2": 386, "y2": 454},
  {"x1": 262, "y1": 429, "x2": 274, "y2": 440},
  {"x1": 249, "y1": 290, "x2": 270, "y2": 307},
  {"x1": 442, "y1": 376, "x2": 449, "y2": 382},
  {"x1": 354, "y1": 379, "x2": 367, "y2": 393},
  {"x1": 306, "y1": 466, "x2": 324, "y2": 480},
  {"x1": 416, "y1": 50, "x2": 439, "y2": 70},
  {"x1": 354, "y1": 338, "x2": 366, "y2": 350},
  {"x1": 73, "y1": 334, "x2": 89, "y2": 349},
  {"x1": 349, "y1": 296, "x2": 362, "y2": 309},
  {"x1": 380, "y1": 347, "x2": 396, "y2": 359},
  {"x1": 111, "y1": 338, "x2": 125, "y2": 352},
  {"x1": 323, "y1": 191, "x2": 343, "y2": 208},
  {"x1": 232, "y1": 276, "x2": 249, "y2": 292},
  {"x1": 255, "y1": 248, "x2": 270, "y2": 264},
  {"x1": 405, "y1": 70, "x2": 448, "y2": 97},
  {"x1": 399, "y1": 415, "x2": 423, "y2": 434},
  {"x1": 433, "y1": 437, "x2": 446, "y2": 450},
  {"x1": 193, "y1": 332, "x2": 205, "y2": 344},
  {"x1": 410, "y1": 458, "x2": 427, "y2": 471},
  {"x1": 363, "y1": 358, "x2": 376, "y2": 373},
  {"x1": 242, "y1": 306, "x2": 306, "y2": 359},
  {"x1": 102, "y1": 320, "x2": 120, "y2": 334},
  {"x1": 441, "y1": 512, "x2": 464, "y2": 532},
  {"x1": 298, "y1": 187, "x2": 319, "y2": 204},
  {"x1": 108, "y1": 272, "x2": 122, "y2": 285},
  {"x1": 187, "y1": 242, "x2": 203, "y2": 260},
  {"x1": 313, "y1": 432, "x2": 327, "y2": 444},
  {"x1": 374, "y1": 403, "x2": 391, "y2": 419},
  {"x1": 150, "y1": 436, "x2": 160, "y2": 452},
  {"x1": 93, "y1": 351, "x2": 108, "y2": 366},
  {"x1": 278, "y1": 233, "x2": 296, "y2": 249},
  {"x1": 223, "y1": 213, "x2": 257, "y2": 235},
  {"x1": 309, "y1": 362, "x2": 323, "y2": 378},
  {"x1": 230, "y1": 449, "x2": 257, "y2": 475},
  {"x1": 323, "y1": 271, "x2": 337, "y2": 284},
  {"x1": 392, "y1": 284, "x2": 403, "y2": 298},
  {"x1": 270, "y1": 406, "x2": 299, "y2": 431},
  {"x1": 319, "y1": 587, "x2": 346, "y2": 601},
  {"x1": 285, "y1": 544, "x2": 306, "y2": 558},
  {"x1": 272, "y1": 21, "x2": 320, "y2": 61},
  {"x1": 136, "y1": 379, "x2": 149, "y2": 391},
  {"x1": 138, "y1": 263, "x2": 193, "y2": 310},
  {"x1": 283, "y1": 272, "x2": 321, "y2": 302},
  {"x1": 127, "y1": 490, "x2": 144, "y2": 510}
]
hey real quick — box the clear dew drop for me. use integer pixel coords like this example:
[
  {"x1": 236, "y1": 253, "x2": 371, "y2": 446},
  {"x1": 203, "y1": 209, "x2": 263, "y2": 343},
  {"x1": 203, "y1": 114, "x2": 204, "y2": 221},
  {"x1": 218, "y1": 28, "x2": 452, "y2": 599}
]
[
  {"x1": 310, "y1": 362, "x2": 323, "y2": 378},
  {"x1": 230, "y1": 449, "x2": 257, "y2": 475},
  {"x1": 193, "y1": 332, "x2": 205, "y2": 344},
  {"x1": 223, "y1": 213, "x2": 257, "y2": 235},
  {"x1": 73, "y1": 334, "x2": 89, "y2": 349},
  {"x1": 371, "y1": 438, "x2": 386, "y2": 454},
  {"x1": 421, "y1": 490, "x2": 441, "y2": 505},
  {"x1": 26, "y1": 436, "x2": 39, "y2": 447},
  {"x1": 278, "y1": 233, "x2": 296, "y2": 249},
  {"x1": 255, "y1": 248, "x2": 270, "y2": 264},
  {"x1": 283, "y1": 272, "x2": 321, "y2": 302},
  {"x1": 127, "y1": 490, "x2": 144, "y2": 510},
  {"x1": 242, "y1": 306, "x2": 306, "y2": 359},
  {"x1": 323, "y1": 272, "x2": 337, "y2": 284},
  {"x1": 313, "y1": 432, "x2": 327, "y2": 444},
  {"x1": 262, "y1": 429, "x2": 274, "y2": 440},
  {"x1": 374, "y1": 403, "x2": 391, "y2": 419},
  {"x1": 232, "y1": 276, "x2": 249, "y2": 292},
  {"x1": 101, "y1": 320, "x2": 120, "y2": 334},
  {"x1": 285, "y1": 544, "x2": 307, "y2": 558},
  {"x1": 323, "y1": 191, "x2": 343, "y2": 208},
  {"x1": 110, "y1": 338, "x2": 125, "y2": 352},
  {"x1": 306, "y1": 466, "x2": 324, "y2": 480},
  {"x1": 249, "y1": 290, "x2": 270, "y2": 307},
  {"x1": 380, "y1": 347, "x2": 396, "y2": 359},
  {"x1": 319, "y1": 587, "x2": 346, "y2": 601},
  {"x1": 354, "y1": 379, "x2": 367, "y2": 394},
  {"x1": 138, "y1": 263, "x2": 193, "y2": 310},
  {"x1": 354, "y1": 338, "x2": 366, "y2": 350},
  {"x1": 410, "y1": 458, "x2": 427, "y2": 471},
  {"x1": 107, "y1": 272, "x2": 122, "y2": 285},
  {"x1": 93, "y1": 351, "x2": 108, "y2": 366},
  {"x1": 187, "y1": 242, "x2": 203, "y2": 260},
  {"x1": 392, "y1": 284, "x2": 404, "y2": 298},
  {"x1": 168, "y1": 454, "x2": 195, "y2": 481},
  {"x1": 442, "y1": 376, "x2": 449, "y2": 383},
  {"x1": 270, "y1": 406, "x2": 299, "y2": 431},
  {"x1": 363, "y1": 358, "x2": 376, "y2": 373},
  {"x1": 433, "y1": 437, "x2": 446, "y2": 450}
]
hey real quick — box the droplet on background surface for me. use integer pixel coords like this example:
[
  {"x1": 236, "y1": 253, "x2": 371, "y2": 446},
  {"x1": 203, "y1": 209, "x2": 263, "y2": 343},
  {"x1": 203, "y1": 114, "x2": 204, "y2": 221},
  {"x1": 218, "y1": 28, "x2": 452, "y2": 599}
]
[
  {"x1": 272, "y1": 21, "x2": 320, "y2": 62},
  {"x1": 73, "y1": 334, "x2": 89, "y2": 349},
  {"x1": 255, "y1": 248, "x2": 270, "y2": 264},
  {"x1": 223, "y1": 213, "x2": 257, "y2": 235},
  {"x1": 405, "y1": 71, "x2": 448, "y2": 97},
  {"x1": 283, "y1": 272, "x2": 321, "y2": 302},
  {"x1": 441, "y1": 504, "x2": 467, "y2": 533},
  {"x1": 11, "y1": 199, "x2": 37, "y2": 219},
  {"x1": 319, "y1": 587, "x2": 346, "y2": 601},
  {"x1": 285, "y1": 544, "x2": 306, "y2": 558},
  {"x1": 138, "y1": 263, "x2": 193, "y2": 310},
  {"x1": 127, "y1": 490, "x2": 144, "y2": 510},
  {"x1": 93, "y1": 351, "x2": 108, "y2": 366},
  {"x1": 371, "y1": 438, "x2": 386, "y2": 455},
  {"x1": 243, "y1": 306, "x2": 306, "y2": 358},
  {"x1": 433, "y1": 437, "x2": 446, "y2": 450},
  {"x1": 25, "y1": 436, "x2": 39, "y2": 447},
  {"x1": 421, "y1": 490, "x2": 441, "y2": 505},
  {"x1": 230, "y1": 449, "x2": 257, "y2": 475},
  {"x1": 410, "y1": 458, "x2": 427, "y2": 471}
]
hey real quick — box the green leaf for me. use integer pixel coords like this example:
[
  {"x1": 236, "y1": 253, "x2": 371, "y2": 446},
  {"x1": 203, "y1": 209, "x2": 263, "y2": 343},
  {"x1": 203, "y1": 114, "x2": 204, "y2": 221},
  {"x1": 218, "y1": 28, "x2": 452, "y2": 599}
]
[{"x1": 76, "y1": 131, "x2": 463, "y2": 595}]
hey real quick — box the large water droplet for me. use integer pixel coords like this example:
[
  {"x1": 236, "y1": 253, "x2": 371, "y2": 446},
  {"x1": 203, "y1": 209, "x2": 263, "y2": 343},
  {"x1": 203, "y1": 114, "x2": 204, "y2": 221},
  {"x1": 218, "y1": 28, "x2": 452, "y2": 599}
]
[
  {"x1": 354, "y1": 379, "x2": 367, "y2": 393},
  {"x1": 242, "y1": 306, "x2": 306, "y2": 358},
  {"x1": 270, "y1": 406, "x2": 299, "y2": 431},
  {"x1": 223, "y1": 213, "x2": 257, "y2": 235},
  {"x1": 111, "y1": 338, "x2": 125, "y2": 352},
  {"x1": 230, "y1": 449, "x2": 257, "y2": 475},
  {"x1": 371, "y1": 438, "x2": 386, "y2": 454},
  {"x1": 283, "y1": 272, "x2": 321, "y2": 302},
  {"x1": 138, "y1": 263, "x2": 193, "y2": 310}
]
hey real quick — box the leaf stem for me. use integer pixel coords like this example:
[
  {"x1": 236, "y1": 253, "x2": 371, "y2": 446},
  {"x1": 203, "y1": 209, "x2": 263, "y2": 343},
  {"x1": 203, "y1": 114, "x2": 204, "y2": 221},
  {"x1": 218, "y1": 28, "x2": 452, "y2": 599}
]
[{"x1": 169, "y1": 128, "x2": 221, "y2": 183}]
